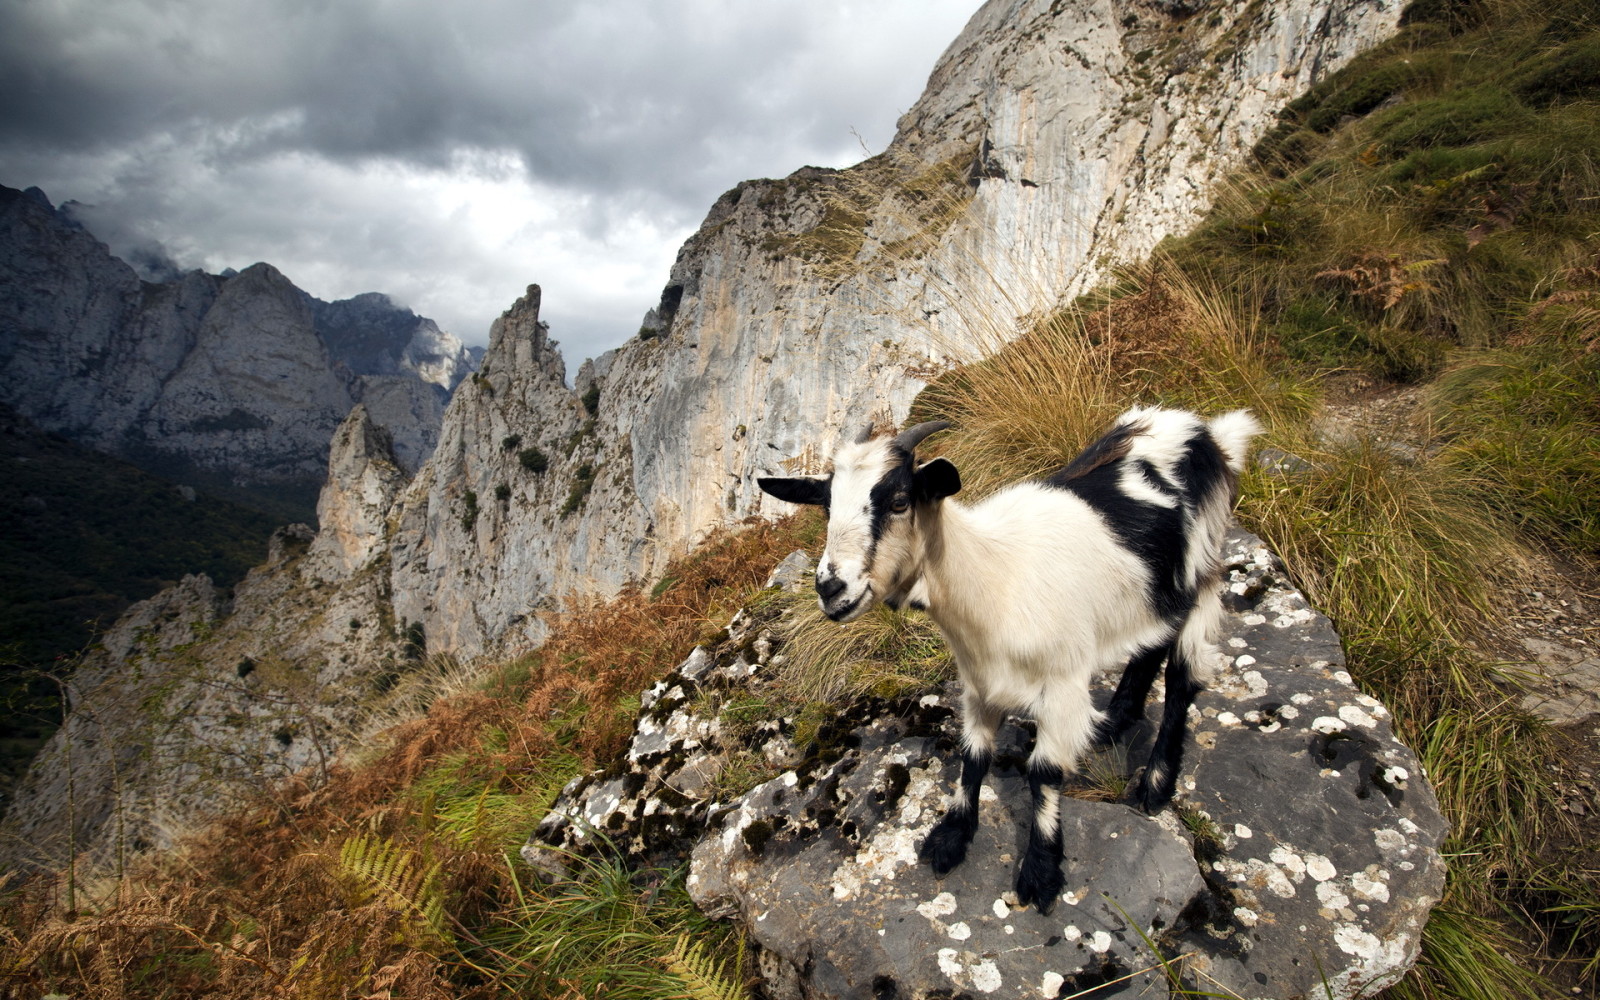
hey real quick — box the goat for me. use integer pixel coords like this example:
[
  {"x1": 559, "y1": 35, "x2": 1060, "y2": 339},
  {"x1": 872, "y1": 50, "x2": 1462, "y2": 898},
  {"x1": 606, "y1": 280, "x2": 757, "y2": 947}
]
[{"x1": 757, "y1": 407, "x2": 1261, "y2": 912}]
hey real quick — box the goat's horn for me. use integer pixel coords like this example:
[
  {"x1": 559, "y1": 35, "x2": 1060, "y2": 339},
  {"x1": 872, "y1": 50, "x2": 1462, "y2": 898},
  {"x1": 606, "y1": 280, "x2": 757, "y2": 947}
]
[
  {"x1": 855, "y1": 422, "x2": 876, "y2": 443},
  {"x1": 894, "y1": 420, "x2": 951, "y2": 452}
]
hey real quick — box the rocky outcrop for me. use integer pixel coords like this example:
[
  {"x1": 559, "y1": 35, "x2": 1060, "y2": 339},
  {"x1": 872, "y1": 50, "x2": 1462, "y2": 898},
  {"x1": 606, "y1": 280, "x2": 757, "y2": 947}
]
[
  {"x1": 530, "y1": 531, "x2": 1447, "y2": 999},
  {"x1": 307, "y1": 405, "x2": 410, "y2": 580},
  {"x1": 0, "y1": 184, "x2": 474, "y2": 514},
  {"x1": 383, "y1": 284, "x2": 605, "y2": 654}
]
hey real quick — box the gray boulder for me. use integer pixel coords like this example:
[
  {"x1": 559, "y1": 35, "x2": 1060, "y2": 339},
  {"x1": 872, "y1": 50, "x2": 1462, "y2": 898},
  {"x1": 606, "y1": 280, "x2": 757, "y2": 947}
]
[{"x1": 529, "y1": 530, "x2": 1446, "y2": 999}]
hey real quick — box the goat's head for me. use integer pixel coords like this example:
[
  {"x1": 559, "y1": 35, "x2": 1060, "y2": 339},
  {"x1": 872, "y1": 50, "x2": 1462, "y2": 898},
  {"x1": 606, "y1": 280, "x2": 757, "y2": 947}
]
[{"x1": 758, "y1": 421, "x2": 959, "y2": 622}]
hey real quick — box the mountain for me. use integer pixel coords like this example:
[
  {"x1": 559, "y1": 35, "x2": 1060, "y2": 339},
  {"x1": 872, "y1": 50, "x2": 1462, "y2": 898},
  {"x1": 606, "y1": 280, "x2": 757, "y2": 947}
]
[
  {"x1": 0, "y1": 0, "x2": 1404, "y2": 869},
  {"x1": 0, "y1": 185, "x2": 477, "y2": 522},
  {"x1": 312, "y1": 291, "x2": 484, "y2": 391}
]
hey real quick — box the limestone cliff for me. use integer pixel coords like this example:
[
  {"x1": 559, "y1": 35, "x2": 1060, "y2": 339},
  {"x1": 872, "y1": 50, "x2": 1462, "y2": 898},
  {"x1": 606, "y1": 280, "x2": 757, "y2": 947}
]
[
  {"x1": 1, "y1": 0, "x2": 1405, "y2": 867},
  {"x1": 0, "y1": 184, "x2": 476, "y2": 516}
]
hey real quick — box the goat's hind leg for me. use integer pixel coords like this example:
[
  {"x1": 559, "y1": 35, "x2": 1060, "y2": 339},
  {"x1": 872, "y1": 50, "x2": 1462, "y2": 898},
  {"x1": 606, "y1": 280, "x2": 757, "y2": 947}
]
[
  {"x1": 1090, "y1": 643, "x2": 1168, "y2": 748},
  {"x1": 1015, "y1": 678, "x2": 1098, "y2": 913},
  {"x1": 1131, "y1": 616, "x2": 1213, "y2": 812},
  {"x1": 919, "y1": 692, "x2": 1001, "y2": 877}
]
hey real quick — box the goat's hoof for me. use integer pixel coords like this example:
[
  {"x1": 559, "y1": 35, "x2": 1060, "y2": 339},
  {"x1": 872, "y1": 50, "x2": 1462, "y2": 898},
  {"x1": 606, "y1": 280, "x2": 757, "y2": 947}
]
[
  {"x1": 919, "y1": 817, "x2": 975, "y2": 877},
  {"x1": 1089, "y1": 716, "x2": 1136, "y2": 749},
  {"x1": 1130, "y1": 773, "x2": 1176, "y2": 814},
  {"x1": 1014, "y1": 857, "x2": 1065, "y2": 914}
]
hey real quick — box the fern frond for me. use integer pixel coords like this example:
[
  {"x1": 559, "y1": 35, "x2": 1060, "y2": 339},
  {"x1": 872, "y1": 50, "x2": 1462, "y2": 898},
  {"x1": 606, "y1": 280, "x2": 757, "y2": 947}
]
[
  {"x1": 664, "y1": 932, "x2": 746, "y2": 1000},
  {"x1": 336, "y1": 834, "x2": 450, "y2": 947}
]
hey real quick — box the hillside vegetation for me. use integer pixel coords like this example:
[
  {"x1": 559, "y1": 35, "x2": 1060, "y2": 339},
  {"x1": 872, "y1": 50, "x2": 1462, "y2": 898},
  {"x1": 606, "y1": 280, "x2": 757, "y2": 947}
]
[
  {"x1": 2, "y1": 0, "x2": 1597, "y2": 997},
  {"x1": 0, "y1": 406, "x2": 281, "y2": 812}
]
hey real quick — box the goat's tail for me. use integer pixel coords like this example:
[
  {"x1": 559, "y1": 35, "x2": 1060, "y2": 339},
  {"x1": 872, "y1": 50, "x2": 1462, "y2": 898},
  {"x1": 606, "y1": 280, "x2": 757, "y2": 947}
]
[{"x1": 1208, "y1": 409, "x2": 1263, "y2": 474}]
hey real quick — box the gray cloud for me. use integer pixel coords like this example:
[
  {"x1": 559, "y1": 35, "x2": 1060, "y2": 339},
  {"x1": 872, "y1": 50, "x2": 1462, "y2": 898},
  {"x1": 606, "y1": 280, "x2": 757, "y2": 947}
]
[{"x1": 0, "y1": 0, "x2": 981, "y2": 361}]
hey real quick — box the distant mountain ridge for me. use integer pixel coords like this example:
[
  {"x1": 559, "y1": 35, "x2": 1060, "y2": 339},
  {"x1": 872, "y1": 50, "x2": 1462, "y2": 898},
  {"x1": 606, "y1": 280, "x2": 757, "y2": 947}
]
[
  {"x1": 312, "y1": 291, "x2": 485, "y2": 393},
  {"x1": 0, "y1": 184, "x2": 478, "y2": 521}
]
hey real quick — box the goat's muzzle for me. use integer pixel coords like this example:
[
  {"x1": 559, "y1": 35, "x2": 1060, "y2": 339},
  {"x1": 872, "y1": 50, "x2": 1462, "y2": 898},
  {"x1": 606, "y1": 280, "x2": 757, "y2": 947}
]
[{"x1": 815, "y1": 572, "x2": 870, "y2": 622}]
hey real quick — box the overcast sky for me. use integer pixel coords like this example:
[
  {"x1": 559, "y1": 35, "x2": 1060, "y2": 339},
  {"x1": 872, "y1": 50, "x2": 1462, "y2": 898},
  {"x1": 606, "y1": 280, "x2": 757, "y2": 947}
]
[{"x1": 0, "y1": 0, "x2": 983, "y2": 364}]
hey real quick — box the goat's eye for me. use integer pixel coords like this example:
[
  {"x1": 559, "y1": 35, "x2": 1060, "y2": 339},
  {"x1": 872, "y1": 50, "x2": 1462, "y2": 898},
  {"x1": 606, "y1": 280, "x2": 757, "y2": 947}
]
[{"x1": 890, "y1": 497, "x2": 911, "y2": 514}]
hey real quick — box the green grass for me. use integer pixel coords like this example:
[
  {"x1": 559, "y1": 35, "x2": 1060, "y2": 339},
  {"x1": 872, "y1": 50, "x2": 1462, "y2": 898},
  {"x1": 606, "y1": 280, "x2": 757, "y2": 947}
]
[
  {"x1": 1431, "y1": 343, "x2": 1600, "y2": 555},
  {"x1": 473, "y1": 848, "x2": 741, "y2": 999}
]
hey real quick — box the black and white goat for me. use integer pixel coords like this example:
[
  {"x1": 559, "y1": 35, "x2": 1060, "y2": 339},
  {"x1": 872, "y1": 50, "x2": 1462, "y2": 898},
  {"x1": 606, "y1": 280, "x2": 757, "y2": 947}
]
[{"x1": 757, "y1": 407, "x2": 1261, "y2": 912}]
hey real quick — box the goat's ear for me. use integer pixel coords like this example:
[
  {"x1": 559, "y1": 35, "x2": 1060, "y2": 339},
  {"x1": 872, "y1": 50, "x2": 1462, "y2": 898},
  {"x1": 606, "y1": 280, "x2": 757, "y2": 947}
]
[
  {"x1": 758, "y1": 475, "x2": 830, "y2": 507},
  {"x1": 914, "y1": 458, "x2": 961, "y2": 501}
]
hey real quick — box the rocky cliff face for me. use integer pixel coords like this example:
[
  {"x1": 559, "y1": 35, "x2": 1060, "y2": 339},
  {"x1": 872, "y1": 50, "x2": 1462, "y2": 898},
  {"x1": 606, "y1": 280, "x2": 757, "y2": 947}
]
[
  {"x1": 1, "y1": 0, "x2": 1405, "y2": 867},
  {"x1": 561, "y1": 0, "x2": 1405, "y2": 596},
  {"x1": 0, "y1": 185, "x2": 476, "y2": 516}
]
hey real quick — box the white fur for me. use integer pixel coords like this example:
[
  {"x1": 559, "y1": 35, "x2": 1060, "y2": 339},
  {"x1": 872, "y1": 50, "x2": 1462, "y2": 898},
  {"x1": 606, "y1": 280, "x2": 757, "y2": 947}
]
[{"x1": 917, "y1": 483, "x2": 1169, "y2": 774}]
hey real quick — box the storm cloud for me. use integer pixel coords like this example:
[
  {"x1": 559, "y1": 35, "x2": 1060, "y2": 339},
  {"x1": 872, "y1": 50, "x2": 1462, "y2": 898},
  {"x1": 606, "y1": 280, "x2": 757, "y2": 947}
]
[{"x1": 0, "y1": 0, "x2": 980, "y2": 361}]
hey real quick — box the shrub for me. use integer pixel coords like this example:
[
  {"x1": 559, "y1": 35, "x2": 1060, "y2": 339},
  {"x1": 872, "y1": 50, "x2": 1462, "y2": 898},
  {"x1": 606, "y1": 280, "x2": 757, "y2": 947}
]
[
  {"x1": 402, "y1": 620, "x2": 426, "y2": 661},
  {"x1": 561, "y1": 463, "x2": 597, "y2": 516},
  {"x1": 518, "y1": 447, "x2": 549, "y2": 474}
]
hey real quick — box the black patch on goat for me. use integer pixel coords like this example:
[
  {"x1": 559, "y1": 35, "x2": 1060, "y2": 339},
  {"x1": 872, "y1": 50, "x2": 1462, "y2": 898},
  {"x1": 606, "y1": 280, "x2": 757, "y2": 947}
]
[
  {"x1": 756, "y1": 474, "x2": 832, "y2": 508},
  {"x1": 1046, "y1": 424, "x2": 1233, "y2": 625},
  {"x1": 918, "y1": 746, "x2": 989, "y2": 876},
  {"x1": 1051, "y1": 421, "x2": 1139, "y2": 482},
  {"x1": 1047, "y1": 445, "x2": 1191, "y2": 622},
  {"x1": 1091, "y1": 642, "x2": 1170, "y2": 747},
  {"x1": 1045, "y1": 420, "x2": 1236, "y2": 814},
  {"x1": 1129, "y1": 640, "x2": 1205, "y2": 811},
  {"x1": 1176, "y1": 429, "x2": 1233, "y2": 511},
  {"x1": 1016, "y1": 759, "x2": 1067, "y2": 912},
  {"x1": 866, "y1": 445, "x2": 915, "y2": 544}
]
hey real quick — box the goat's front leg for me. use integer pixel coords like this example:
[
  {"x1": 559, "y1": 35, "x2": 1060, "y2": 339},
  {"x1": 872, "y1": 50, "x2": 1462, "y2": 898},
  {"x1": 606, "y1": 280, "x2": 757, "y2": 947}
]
[
  {"x1": 919, "y1": 691, "x2": 1001, "y2": 877},
  {"x1": 1016, "y1": 676, "x2": 1099, "y2": 913}
]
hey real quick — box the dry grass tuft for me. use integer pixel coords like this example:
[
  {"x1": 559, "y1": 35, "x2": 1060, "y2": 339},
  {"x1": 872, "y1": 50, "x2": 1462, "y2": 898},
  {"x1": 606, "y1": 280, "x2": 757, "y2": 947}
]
[
  {"x1": 774, "y1": 599, "x2": 949, "y2": 704},
  {"x1": 912, "y1": 261, "x2": 1316, "y2": 496}
]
